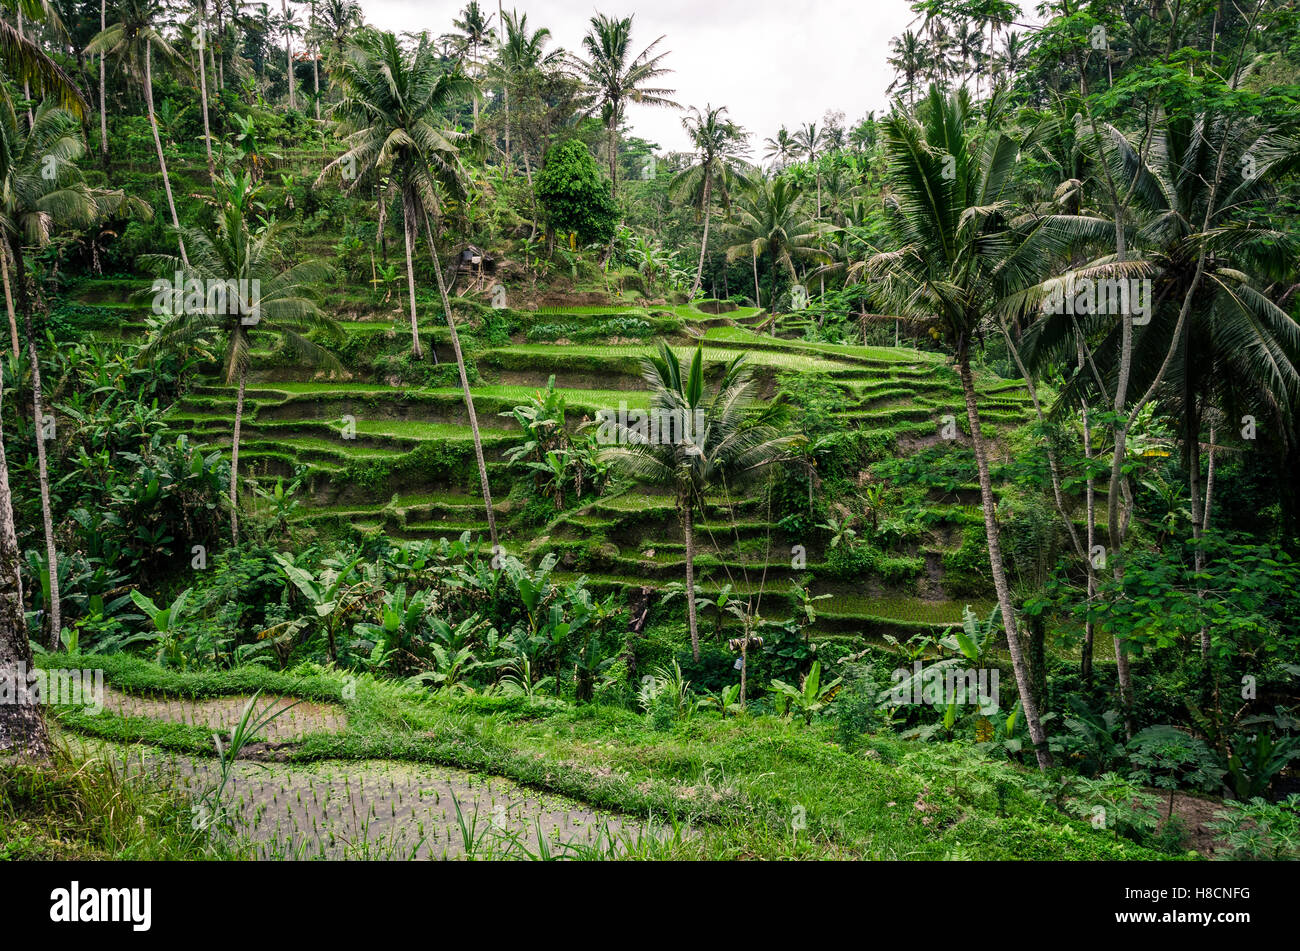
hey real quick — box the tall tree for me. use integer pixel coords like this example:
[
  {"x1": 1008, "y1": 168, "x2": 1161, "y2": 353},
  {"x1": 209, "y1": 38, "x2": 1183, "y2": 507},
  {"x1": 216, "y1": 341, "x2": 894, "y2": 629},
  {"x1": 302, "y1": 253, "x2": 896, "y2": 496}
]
[
  {"x1": 601, "y1": 343, "x2": 798, "y2": 660},
  {"x1": 88, "y1": 0, "x2": 192, "y2": 265},
  {"x1": 323, "y1": 30, "x2": 499, "y2": 548},
  {"x1": 0, "y1": 101, "x2": 107, "y2": 649},
  {"x1": 572, "y1": 13, "x2": 678, "y2": 201},
  {"x1": 865, "y1": 86, "x2": 1055, "y2": 770},
  {"x1": 448, "y1": 1, "x2": 493, "y2": 133},
  {"x1": 142, "y1": 172, "x2": 339, "y2": 545},
  {"x1": 671, "y1": 104, "x2": 749, "y2": 298}
]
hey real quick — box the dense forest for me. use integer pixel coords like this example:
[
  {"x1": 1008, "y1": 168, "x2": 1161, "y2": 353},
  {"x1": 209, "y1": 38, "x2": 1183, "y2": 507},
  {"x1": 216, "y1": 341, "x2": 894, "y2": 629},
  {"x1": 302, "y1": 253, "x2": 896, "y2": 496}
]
[{"x1": 0, "y1": 0, "x2": 1298, "y2": 865}]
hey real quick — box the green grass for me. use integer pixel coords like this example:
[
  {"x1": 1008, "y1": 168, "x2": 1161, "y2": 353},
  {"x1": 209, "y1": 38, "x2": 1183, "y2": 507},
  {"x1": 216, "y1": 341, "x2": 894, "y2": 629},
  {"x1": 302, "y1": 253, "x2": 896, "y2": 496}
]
[{"x1": 34, "y1": 654, "x2": 1167, "y2": 860}]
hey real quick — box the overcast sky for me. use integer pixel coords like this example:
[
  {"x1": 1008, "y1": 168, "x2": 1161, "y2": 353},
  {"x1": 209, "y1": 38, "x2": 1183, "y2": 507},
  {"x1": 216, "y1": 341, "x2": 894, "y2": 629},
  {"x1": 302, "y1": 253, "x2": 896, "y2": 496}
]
[{"x1": 357, "y1": 0, "x2": 1036, "y2": 156}]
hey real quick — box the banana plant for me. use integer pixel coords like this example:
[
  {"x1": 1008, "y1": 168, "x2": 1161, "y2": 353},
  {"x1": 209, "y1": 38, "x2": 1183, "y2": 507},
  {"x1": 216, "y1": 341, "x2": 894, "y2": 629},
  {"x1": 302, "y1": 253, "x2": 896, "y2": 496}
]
[
  {"x1": 129, "y1": 587, "x2": 195, "y2": 667},
  {"x1": 770, "y1": 660, "x2": 843, "y2": 725},
  {"x1": 272, "y1": 553, "x2": 365, "y2": 661}
]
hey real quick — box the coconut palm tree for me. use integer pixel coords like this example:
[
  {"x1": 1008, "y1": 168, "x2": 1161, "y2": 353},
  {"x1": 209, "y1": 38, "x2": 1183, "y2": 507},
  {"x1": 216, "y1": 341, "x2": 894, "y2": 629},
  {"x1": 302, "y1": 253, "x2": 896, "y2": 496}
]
[
  {"x1": 1020, "y1": 104, "x2": 1300, "y2": 662},
  {"x1": 724, "y1": 173, "x2": 827, "y2": 309},
  {"x1": 141, "y1": 172, "x2": 340, "y2": 545},
  {"x1": 600, "y1": 342, "x2": 799, "y2": 660},
  {"x1": 321, "y1": 30, "x2": 499, "y2": 548},
  {"x1": 0, "y1": 361, "x2": 47, "y2": 757},
  {"x1": 489, "y1": 8, "x2": 564, "y2": 177},
  {"x1": 762, "y1": 125, "x2": 798, "y2": 169},
  {"x1": 671, "y1": 104, "x2": 749, "y2": 298},
  {"x1": 572, "y1": 13, "x2": 679, "y2": 201},
  {"x1": 863, "y1": 85, "x2": 1054, "y2": 770},
  {"x1": 314, "y1": 0, "x2": 359, "y2": 68},
  {"x1": 321, "y1": 30, "x2": 468, "y2": 361},
  {"x1": 0, "y1": 100, "x2": 113, "y2": 648},
  {"x1": 447, "y1": 1, "x2": 494, "y2": 133},
  {"x1": 1, "y1": 0, "x2": 88, "y2": 119},
  {"x1": 886, "y1": 30, "x2": 927, "y2": 108},
  {"x1": 279, "y1": 0, "x2": 298, "y2": 110},
  {"x1": 794, "y1": 122, "x2": 825, "y2": 217},
  {"x1": 87, "y1": 0, "x2": 192, "y2": 265}
]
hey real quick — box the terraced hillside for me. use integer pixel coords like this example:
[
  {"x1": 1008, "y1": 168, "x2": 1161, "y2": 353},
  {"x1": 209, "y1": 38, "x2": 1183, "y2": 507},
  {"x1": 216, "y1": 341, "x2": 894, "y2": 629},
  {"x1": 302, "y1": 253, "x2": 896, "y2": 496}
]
[{"x1": 71, "y1": 277, "x2": 1041, "y2": 644}]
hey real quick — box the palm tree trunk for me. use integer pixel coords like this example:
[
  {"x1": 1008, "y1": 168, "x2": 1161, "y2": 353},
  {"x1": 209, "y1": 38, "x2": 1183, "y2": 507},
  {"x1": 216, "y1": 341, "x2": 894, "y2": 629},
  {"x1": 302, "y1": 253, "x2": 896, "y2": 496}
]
[
  {"x1": 423, "y1": 212, "x2": 498, "y2": 549},
  {"x1": 229, "y1": 364, "x2": 247, "y2": 544},
  {"x1": 144, "y1": 46, "x2": 188, "y2": 267},
  {"x1": 957, "y1": 346, "x2": 1051, "y2": 770},
  {"x1": 17, "y1": 11, "x2": 33, "y2": 130},
  {"x1": 681, "y1": 492, "x2": 700, "y2": 661},
  {"x1": 1082, "y1": 398, "x2": 1098, "y2": 685},
  {"x1": 1, "y1": 243, "x2": 18, "y2": 359},
  {"x1": 752, "y1": 248, "x2": 760, "y2": 307},
  {"x1": 197, "y1": 19, "x2": 216, "y2": 180},
  {"x1": 691, "y1": 172, "x2": 711, "y2": 298},
  {"x1": 282, "y1": 0, "x2": 295, "y2": 111},
  {"x1": 8, "y1": 242, "x2": 61, "y2": 649},
  {"x1": 400, "y1": 188, "x2": 423, "y2": 359},
  {"x1": 607, "y1": 121, "x2": 618, "y2": 200},
  {"x1": 99, "y1": 0, "x2": 109, "y2": 163},
  {"x1": 0, "y1": 371, "x2": 50, "y2": 760},
  {"x1": 312, "y1": 42, "x2": 321, "y2": 120}
]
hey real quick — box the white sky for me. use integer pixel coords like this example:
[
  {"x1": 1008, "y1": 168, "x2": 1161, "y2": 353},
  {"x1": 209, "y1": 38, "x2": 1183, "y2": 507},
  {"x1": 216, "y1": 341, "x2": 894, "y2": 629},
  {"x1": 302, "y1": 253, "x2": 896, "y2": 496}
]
[{"x1": 356, "y1": 0, "x2": 1036, "y2": 155}]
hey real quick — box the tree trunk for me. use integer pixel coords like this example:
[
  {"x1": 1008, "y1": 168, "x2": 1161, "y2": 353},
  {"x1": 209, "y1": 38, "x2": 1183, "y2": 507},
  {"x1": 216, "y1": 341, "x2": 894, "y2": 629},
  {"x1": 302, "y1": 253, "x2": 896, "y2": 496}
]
[
  {"x1": 691, "y1": 170, "x2": 711, "y2": 298},
  {"x1": 752, "y1": 248, "x2": 760, "y2": 308},
  {"x1": 197, "y1": 17, "x2": 216, "y2": 180},
  {"x1": 957, "y1": 346, "x2": 1051, "y2": 770},
  {"x1": 400, "y1": 188, "x2": 423, "y2": 359},
  {"x1": 145, "y1": 46, "x2": 188, "y2": 267},
  {"x1": 0, "y1": 371, "x2": 50, "y2": 760},
  {"x1": 99, "y1": 0, "x2": 108, "y2": 163},
  {"x1": 9, "y1": 242, "x2": 61, "y2": 649},
  {"x1": 607, "y1": 121, "x2": 618, "y2": 200},
  {"x1": 681, "y1": 492, "x2": 700, "y2": 661},
  {"x1": 229, "y1": 363, "x2": 247, "y2": 544},
  {"x1": 17, "y1": 10, "x2": 33, "y2": 130},
  {"x1": 1, "y1": 243, "x2": 18, "y2": 359},
  {"x1": 282, "y1": 0, "x2": 295, "y2": 111},
  {"x1": 423, "y1": 213, "x2": 498, "y2": 549}
]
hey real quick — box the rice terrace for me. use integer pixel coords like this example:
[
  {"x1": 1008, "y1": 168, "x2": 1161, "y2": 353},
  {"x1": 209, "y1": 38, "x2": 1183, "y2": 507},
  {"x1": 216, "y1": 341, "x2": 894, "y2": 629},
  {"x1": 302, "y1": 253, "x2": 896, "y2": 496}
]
[{"x1": 1, "y1": 0, "x2": 1299, "y2": 896}]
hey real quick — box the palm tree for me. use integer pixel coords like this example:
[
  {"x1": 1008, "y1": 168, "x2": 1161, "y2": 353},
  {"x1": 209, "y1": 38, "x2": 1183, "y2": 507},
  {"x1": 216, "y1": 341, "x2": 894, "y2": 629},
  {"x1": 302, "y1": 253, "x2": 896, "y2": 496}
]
[
  {"x1": 600, "y1": 342, "x2": 798, "y2": 660},
  {"x1": 794, "y1": 122, "x2": 825, "y2": 216},
  {"x1": 886, "y1": 30, "x2": 927, "y2": 108},
  {"x1": 863, "y1": 86, "x2": 1054, "y2": 770},
  {"x1": 87, "y1": 0, "x2": 192, "y2": 265},
  {"x1": 188, "y1": 0, "x2": 216, "y2": 178},
  {"x1": 572, "y1": 13, "x2": 679, "y2": 201},
  {"x1": 1, "y1": 0, "x2": 88, "y2": 118},
  {"x1": 279, "y1": 0, "x2": 298, "y2": 110},
  {"x1": 448, "y1": 1, "x2": 494, "y2": 133},
  {"x1": 763, "y1": 125, "x2": 798, "y2": 169},
  {"x1": 321, "y1": 31, "x2": 467, "y2": 361},
  {"x1": 724, "y1": 173, "x2": 826, "y2": 309},
  {"x1": 671, "y1": 105, "x2": 749, "y2": 298},
  {"x1": 322, "y1": 30, "x2": 499, "y2": 548},
  {"x1": 314, "y1": 0, "x2": 360, "y2": 68},
  {"x1": 489, "y1": 8, "x2": 564, "y2": 177},
  {"x1": 1021, "y1": 105, "x2": 1300, "y2": 661},
  {"x1": 0, "y1": 100, "x2": 113, "y2": 649},
  {"x1": 141, "y1": 172, "x2": 340, "y2": 544}
]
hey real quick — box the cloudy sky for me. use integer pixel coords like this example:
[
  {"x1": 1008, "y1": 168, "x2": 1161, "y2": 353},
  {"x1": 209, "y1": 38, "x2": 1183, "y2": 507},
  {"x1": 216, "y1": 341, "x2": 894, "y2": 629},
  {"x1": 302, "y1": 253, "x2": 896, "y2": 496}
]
[{"x1": 357, "y1": 0, "x2": 1035, "y2": 156}]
